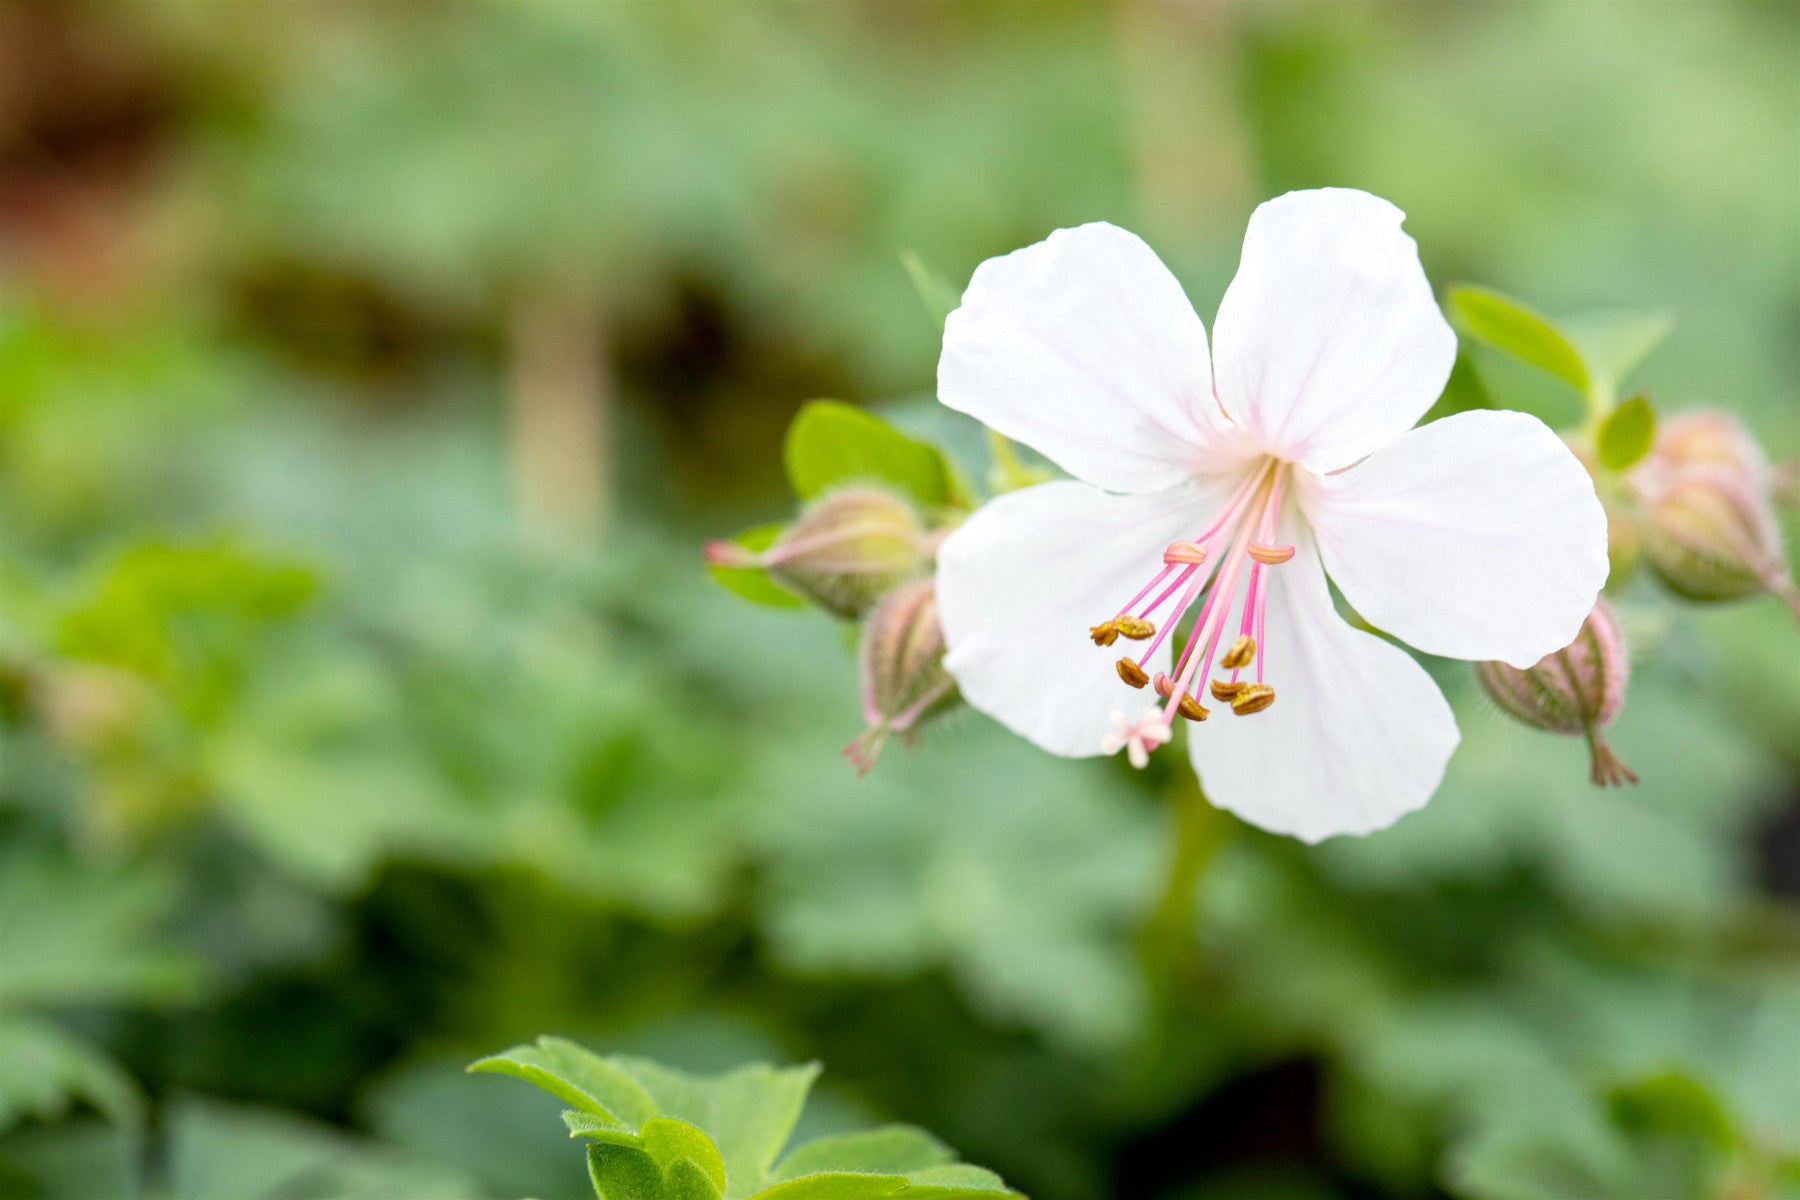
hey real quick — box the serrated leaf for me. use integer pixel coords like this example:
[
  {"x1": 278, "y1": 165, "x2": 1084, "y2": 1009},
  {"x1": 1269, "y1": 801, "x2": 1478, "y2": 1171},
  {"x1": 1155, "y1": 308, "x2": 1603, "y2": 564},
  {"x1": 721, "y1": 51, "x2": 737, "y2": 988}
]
[
  {"x1": 783, "y1": 400, "x2": 957, "y2": 510},
  {"x1": 1447, "y1": 287, "x2": 1589, "y2": 397},
  {"x1": 1595, "y1": 394, "x2": 1656, "y2": 472},
  {"x1": 771, "y1": 1127, "x2": 952, "y2": 1181},
  {"x1": 708, "y1": 524, "x2": 806, "y2": 609},
  {"x1": 607, "y1": 1058, "x2": 821, "y2": 1197},
  {"x1": 469, "y1": 1038, "x2": 658, "y2": 1128},
  {"x1": 900, "y1": 1165, "x2": 1010, "y2": 1190},
  {"x1": 639, "y1": 1117, "x2": 729, "y2": 1196},
  {"x1": 900, "y1": 253, "x2": 962, "y2": 330},
  {"x1": 1563, "y1": 311, "x2": 1673, "y2": 400},
  {"x1": 751, "y1": 1174, "x2": 910, "y2": 1200},
  {"x1": 665, "y1": 1155, "x2": 729, "y2": 1200},
  {"x1": 589, "y1": 1141, "x2": 666, "y2": 1200}
]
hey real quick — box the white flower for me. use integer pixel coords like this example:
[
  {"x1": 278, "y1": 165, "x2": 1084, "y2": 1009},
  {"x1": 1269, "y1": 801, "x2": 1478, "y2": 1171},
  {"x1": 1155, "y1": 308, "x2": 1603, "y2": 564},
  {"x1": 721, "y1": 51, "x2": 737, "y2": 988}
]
[{"x1": 934, "y1": 188, "x2": 1609, "y2": 842}]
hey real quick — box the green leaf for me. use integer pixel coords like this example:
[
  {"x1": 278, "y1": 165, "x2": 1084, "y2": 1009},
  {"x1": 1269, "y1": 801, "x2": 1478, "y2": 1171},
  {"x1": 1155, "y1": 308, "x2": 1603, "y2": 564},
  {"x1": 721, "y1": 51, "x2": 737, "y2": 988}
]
[
  {"x1": 639, "y1": 1117, "x2": 729, "y2": 1196},
  {"x1": 1447, "y1": 287, "x2": 1589, "y2": 396},
  {"x1": 1562, "y1": 311, "x2": 1673, "y2": 401},
  {"x1": 1595, "y1": 394, "x2": 1657, "y2": 471},
  {"x1": 707, "y1": 524, "x2": 807, "y2": 609},
  {"x1": 900, "y1": 1165, "x2": 1011, "y2": 1190},
  {"x1": 0, "y1": 1019, "x2": 143, "y2": 1132},
  {"x1": 771, "y1": 1127, "x2": 953, "y2": 1181},
  {"x1": 900, "y1": 253, "x2": 962, "y2": 330},
  {"x1": 783, "y1": 400, "x2": 958, "y2": 510},
  {"x1": 607, "y1": 1058, "x2": 821, "y2": 1196},
  {"x1": 589, "y1": 1141, "x2": 666, "y2": 1200},
  {"x1": 751, "y1": 1174, "x2": 910, "y2": 1200},
  {"x1": 469, "y1": 1037, "x2": 659, "y2": 1128}
]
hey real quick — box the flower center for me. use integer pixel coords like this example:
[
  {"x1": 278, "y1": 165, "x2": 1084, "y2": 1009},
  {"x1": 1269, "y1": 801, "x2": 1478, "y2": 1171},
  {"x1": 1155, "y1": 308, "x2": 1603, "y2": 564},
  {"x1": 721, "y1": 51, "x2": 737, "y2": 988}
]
[{"x1": 1088, "y1": 458, "x2": 1294, "y2": 763}]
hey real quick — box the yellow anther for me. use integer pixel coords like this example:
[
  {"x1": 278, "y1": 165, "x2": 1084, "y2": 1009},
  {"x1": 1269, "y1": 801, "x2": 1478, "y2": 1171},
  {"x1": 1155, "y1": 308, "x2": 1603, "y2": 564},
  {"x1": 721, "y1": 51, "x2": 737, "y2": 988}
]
[
  {"x1": 1249, "y1": 543, "x2": 1296, "y2": 565},
  {"x1": 1088, "y1": 621, "x2": 1119, "y2": 647},
  {"x1": 1230, "y1": 683, "x2": 1276, "y2": 715},
  {"x1": 1220, "y1": 635, "x2": 1256, "y2": 670},
  {"x1": 1162, "y1": 540, "x2": 1208, "y2": 565},
  {"x1": 1176, "y1": 693, "x2": 1209, "y2": 722},
  {"x1": 1209, "y1": 679, "x2": 1246, "y2": 702},
  {"x1": 1113, "y1": 615, "x2": 1155, "y2": 641},
  {"x1": 1116, "y1": 657, "x2": 1150, "y2": 688}
]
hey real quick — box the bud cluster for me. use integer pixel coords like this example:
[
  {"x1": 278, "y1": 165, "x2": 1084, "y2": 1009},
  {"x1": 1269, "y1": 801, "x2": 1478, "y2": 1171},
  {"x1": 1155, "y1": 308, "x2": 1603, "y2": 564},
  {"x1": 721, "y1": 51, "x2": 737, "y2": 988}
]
[{"x1": 708, "y1": 483, "x2": 962, "y2": 776}]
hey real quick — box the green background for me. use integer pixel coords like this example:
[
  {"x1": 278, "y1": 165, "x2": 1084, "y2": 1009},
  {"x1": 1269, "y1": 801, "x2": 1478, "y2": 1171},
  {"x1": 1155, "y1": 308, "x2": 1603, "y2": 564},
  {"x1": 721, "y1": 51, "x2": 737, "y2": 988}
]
[{"x1": 1, "y1": 2, "x2": 1796, "y2": 1198}]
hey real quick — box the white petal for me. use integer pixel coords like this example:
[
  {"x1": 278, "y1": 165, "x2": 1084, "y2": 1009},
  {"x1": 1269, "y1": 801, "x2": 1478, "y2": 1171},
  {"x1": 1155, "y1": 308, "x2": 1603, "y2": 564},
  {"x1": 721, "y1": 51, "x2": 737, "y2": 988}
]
[
  {"x1": 1303, "y1": 409, "x2": 1609, "y2": 668},
  {"x1": 1211, "y1": 189, "x2": 1456, "y2": 473},
  {"x1": 937, "y1": 475, "x2": 1242, "y2": 757},
  {"x1": 1187, "y1": 517, "x2": 1458, "y2": 842},
  {"x1": 939, "y1": 222, "x2": 1252, "y2": 494}
]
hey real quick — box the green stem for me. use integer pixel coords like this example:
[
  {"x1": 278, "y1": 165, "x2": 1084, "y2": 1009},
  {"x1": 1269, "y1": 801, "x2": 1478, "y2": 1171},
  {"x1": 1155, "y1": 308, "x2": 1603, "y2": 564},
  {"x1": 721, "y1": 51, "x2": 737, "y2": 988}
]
[{"x1": 1141, "y1": 779, "x2": 1232, "y2": 992}]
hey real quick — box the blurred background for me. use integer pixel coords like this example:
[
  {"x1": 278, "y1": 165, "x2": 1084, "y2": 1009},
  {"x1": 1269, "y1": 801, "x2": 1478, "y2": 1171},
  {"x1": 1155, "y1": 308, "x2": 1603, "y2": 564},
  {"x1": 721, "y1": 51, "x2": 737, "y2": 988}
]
[{"x1": 1, "y1": 2, "x2": 1797, "y2": 1198}]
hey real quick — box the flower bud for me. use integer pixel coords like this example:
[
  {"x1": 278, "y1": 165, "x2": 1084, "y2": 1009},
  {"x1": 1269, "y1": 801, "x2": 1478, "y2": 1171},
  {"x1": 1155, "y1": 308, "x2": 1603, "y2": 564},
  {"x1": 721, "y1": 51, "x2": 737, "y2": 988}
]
[
  {"x1": 843, "y1": 579, "x2": 958, "y2": 776},
  {"x1": 1475, "y1": 600, "x2": 1636, "y2": 787},
  {"x1": 707, "y1": 487, "x2": 928, "y2": 618},
  {"x1": 1642, "y1": 411, "x2": 1768, "y2": 480},
  {"x1": 1640, "y1": 471, "x2": 1799, "y2": 621},
  {"x1": 1631, "y1": 410, "x2": 1800, "y2": 622}
]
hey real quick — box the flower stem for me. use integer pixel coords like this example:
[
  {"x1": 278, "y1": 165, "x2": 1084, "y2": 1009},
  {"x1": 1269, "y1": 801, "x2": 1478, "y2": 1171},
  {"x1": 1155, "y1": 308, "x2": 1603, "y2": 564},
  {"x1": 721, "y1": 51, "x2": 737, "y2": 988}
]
[{"x1": 1140, "y1": 777, "x2": 1232, "y2": 993}]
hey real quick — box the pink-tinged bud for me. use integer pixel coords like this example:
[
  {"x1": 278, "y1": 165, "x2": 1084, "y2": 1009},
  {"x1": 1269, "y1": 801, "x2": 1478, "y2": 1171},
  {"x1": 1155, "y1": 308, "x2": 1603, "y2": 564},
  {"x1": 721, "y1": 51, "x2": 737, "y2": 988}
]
[
  {"x1": 721, "y1": 487, "x2": 928, "y2": 619},
  {"x1": 1475, "y1": 600, "x2": 1637, "y2": 787},
  {"x1": 1630, "y1": 410, "x2": 1800, "y2": 622},
  {"x1": 1640, "y1": 471, "x2": 1800, "y2": 622},
  {"x1": 843, "y1": 579, "x2": 958, "y2": 776},
  {"x1": 1643, "y1": 411, "x2": 1768, "y2": 480}
]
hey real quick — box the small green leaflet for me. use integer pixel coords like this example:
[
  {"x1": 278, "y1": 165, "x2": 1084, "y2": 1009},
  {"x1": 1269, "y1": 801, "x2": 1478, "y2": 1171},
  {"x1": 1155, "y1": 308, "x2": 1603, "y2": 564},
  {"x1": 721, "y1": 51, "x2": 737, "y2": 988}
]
[
  {"x1": 1595, "y1": 395, "x2": 1657, "y2": 472},
  {"x1": 1447, "y1": 286, "x2": 1590, "y2": 397},
  {"x1": 783, "y1": 400, "x2": 964, "y2": 510}
]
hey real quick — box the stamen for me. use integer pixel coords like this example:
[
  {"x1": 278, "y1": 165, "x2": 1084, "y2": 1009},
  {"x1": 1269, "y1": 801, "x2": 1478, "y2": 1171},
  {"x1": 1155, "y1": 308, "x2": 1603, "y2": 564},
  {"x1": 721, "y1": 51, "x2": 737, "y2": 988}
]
[
  {"x1": 1175, "y1": 694, "x2": 1209, "y2": 722},
  {"x1": 1087, "y1": 459, "x2": 1298, "y2": 762},
  {"x1": 1220, "y1": 635, "x2": 1256, "y2": 670},
  {"x1": 1112, "y1": 616, "x2": 1155, "y2": 640},
  {"x1": 1115, "y1": 563, "x2": 1176, "y2": 619},
  {"x1": 1229, "y1": 684, "x2": 1275, "y2": 715}
]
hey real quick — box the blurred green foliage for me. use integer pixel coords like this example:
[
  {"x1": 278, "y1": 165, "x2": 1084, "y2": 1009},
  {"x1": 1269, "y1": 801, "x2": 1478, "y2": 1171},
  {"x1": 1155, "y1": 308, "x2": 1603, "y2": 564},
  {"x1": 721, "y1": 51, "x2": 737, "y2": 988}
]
[{"x1": 0, "y1": 2, "x2": 1795, "y2": 1199}]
